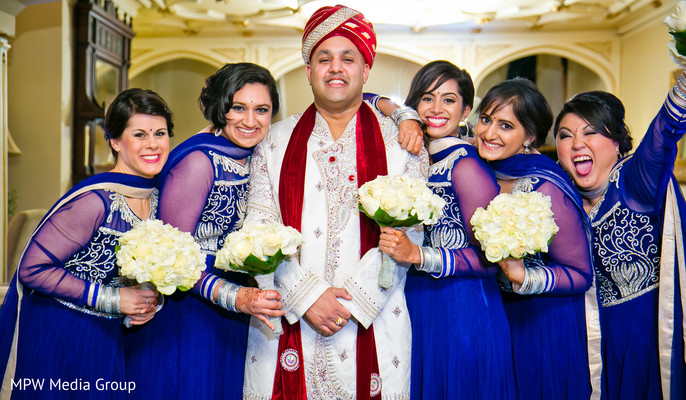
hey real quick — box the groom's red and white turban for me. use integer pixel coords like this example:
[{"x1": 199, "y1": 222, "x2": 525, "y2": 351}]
[{"x1": 301, "y1": 4, "x2": 377, "y2": 67}]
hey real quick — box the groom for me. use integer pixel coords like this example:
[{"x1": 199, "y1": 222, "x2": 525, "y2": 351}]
[{"x1": 243, "y1": 4, "x2": 427, "y2": 400}]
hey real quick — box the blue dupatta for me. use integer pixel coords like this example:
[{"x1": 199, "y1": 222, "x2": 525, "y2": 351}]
[{"x1": 159, "y1": 132, "x2": 253, "y2": 191}]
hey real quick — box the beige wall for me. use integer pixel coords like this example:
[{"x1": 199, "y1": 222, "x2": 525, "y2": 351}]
[
  {"x1": 620, "y1": 10, "x2": 675, "y2": 145},
  {"x1": 133, "y1": 53, "x2": 423, "y2": 146},
  {"x1": 3, "y1": 1, "x2": 684, "y2": 217},
  {"x1": 130, "y1": 58, "x2": 217, "y2": 146},
  {"x1": 8, "y1": 0, "x2": 72, "y2": 213},
  {"x1": 279, "y1": 53, "x2": 422, "y2": 118}
]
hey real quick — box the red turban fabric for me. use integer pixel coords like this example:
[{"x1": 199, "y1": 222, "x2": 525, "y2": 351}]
[{"x1": 302, "y1": 4, "x2": 377, "y2": 67}]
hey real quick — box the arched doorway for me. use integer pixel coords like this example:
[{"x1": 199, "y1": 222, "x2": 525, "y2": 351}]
[{"x1": 475, "y1": 54, "x2": 606, "y2": 154}]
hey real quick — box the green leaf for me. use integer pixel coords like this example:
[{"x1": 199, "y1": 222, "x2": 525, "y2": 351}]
[
  {"x1": 358, "y1": 204, "x2": 422, "y2": 227},
  {"x1": 672, "y1": 31, "x2": 686, "y2": 56},
  {"x1": 230, "y1": 250, "x2": 286, "y2": 276}
]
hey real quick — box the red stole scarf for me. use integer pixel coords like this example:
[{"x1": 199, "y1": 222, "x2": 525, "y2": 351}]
[{"x1": 272, "y1": 103, "x2": 386, "y2": 399}]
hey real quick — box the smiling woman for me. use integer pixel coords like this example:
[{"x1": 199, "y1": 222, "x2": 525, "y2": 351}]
[
  {"x1": 124, "y1": 62, "x2": 286, "y2": 400},
  {"x1": 553, "y1": 77, "x2": 686, "y2": 399},
  {"x1": 475, "y1": 78, "x2": 596, "y2": 400},
  {"x1": 108, "y1": 114, "x2": 170, "y2": 178},
  {"x1": 0, "y1": 88, "x2": 171, "y2": 399}
]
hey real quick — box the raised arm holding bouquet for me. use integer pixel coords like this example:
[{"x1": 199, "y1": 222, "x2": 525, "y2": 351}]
[
  {"x1": 545, "y1": 4, "x2": 686, "y2": 397},
  {"x1": 215, "y1": 222, "x2": 304, "y2": 334},
  {"x1": 359, "y1": 174, "x2": 445, "y2": 288}
]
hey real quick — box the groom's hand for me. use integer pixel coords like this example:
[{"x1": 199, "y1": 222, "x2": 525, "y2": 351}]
[{"x1": 304, "y1": 287, "x2": 352, "y2": 336}]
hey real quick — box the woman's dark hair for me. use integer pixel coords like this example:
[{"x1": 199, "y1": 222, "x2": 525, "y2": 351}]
[
  {"x1": 553, "y1": 91, "x2": 633, "y2": 156},
  {"x1": 104, "y1": 88, "x2": 174, "y2": 158},
  {"x1": 199, "y1": 62, "x2": 280, "y2": 129},
  {"x1": 477, "y1": 78, "x2": 552, "y2": 148},
  {"x1": 405, "y1": 60, "x2": 475, "y2": 113}
]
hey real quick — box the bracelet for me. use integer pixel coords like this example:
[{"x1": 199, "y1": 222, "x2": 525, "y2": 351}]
[
  {"x1": 390, "y1": 106, "x2": 421, "y2": 126},
  {"x1": 512, "y1": 266, "x2": 553, "y2": 295},
  {"x1": 415, "y1": 246, "x2": 442, "y2": 274},
  {"x1": 95, "y1": 285, "x2": 120, "y2": 314},
  {"x1": 671, "y1": 72, "x2": 686, "y2": 108},
  {"x1": 367, "y1": 94, "x2": 384, "y2": 111},
  {"x1": 217, "y1": 281, "x2": 241, "y2": 312}
]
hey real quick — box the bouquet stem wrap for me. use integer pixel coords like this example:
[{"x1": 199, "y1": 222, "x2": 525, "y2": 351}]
[
  {"x1": 378, "y1": 253, "x2": 395, "y2": 289},
  {"x1": 253, "y1": 273, "x2": 283, "y2": 335}
]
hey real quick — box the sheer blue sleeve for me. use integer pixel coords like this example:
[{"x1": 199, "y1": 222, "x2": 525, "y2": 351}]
[
  {"x1": 532, "y1": 181, "x2": 593, "y2": 294},
  {"x1": 363, "y1": 92, "x2": 386, "y2": 111},
  {"x1": 18, "y1": 191, "x2": 107, "y2": 306},
  {"x1": 434, "y1": 155, "x2": 500, "y2": 278},
  {"x1": 621, "y1": 72, "x2": 686, "y2": 213},
  {"x1": 157, "y1": 150, "x2": 224, "y2": 299}
]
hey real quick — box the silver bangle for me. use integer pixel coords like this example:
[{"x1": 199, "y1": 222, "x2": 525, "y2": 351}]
[
  {"x1": 512, "y1": 267, "x2": 547, "y2": 295},
  {"x1": 95, "y1": 285, "x2": 120, "y2": 314},
  {"x1": 416, "y1": 246, "x2": 442, "y2": 274},
  {"x1": 217, "y1": 281, "x2": 241, "y2": 312},
  {"x1": 390, "y1": 106, "x2": 421, "y2": 126},
  {"x1": 672, "y1": 72, "x2": 686, "y2": 107}
]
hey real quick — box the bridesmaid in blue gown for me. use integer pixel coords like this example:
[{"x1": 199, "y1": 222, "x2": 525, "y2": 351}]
[
  {"x1": 377, "y1": 60, "x2": 516, "y2": 400},
  {"x1": 0, "y1": 88, "x2": 170, "y2": 399},
  {"x1": 124, "y1": 63, "x2": 285, "y2": 400},
  {"x1": 475, "y1": 79, "x2": 595, "y2": 399},
  {"x1": 554, "y1": 72, "x2": 686, "y2": 397}
]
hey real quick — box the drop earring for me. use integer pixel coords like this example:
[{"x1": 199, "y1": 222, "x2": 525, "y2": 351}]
[{"x1": 524, "y1": 142, "x2": 531, "y2": 154}]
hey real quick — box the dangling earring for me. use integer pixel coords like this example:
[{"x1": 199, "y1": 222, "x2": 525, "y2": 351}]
[{"x1": 523, "y1": 142, "x2": 531, "y2": 154}]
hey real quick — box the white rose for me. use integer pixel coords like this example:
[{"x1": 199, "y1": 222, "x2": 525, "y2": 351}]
[
  {"x1": 262, "y1": 232, "x2": 283, "y2": 257},
  {"x1": 378, "y1": 191, "x2": 403, "y2": 218},
  {"x1": 666, "y1": 1, "x2": 686, "y2": 32},
  {"x1": 484, "y1": 242, "x2": 508, "y2": 263},
  {"x1": 359, "y1": 195, "x2": 381, "y2": 215},
  {"x1": 230, "y1": 238, "x2": 254, "y2": 265},
  {"x1": 280, "y1": 227, "x2": 304, "y2": 255}
]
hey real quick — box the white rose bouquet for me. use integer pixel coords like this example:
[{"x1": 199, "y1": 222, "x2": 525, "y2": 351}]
[
  {"x1": 358, "y1": 175, "x2": 446, "y2": 289},
  {"x1": 664, "y1": 1, "x2": 686, "y2": 65},
  {"x1": 116, "y1": 219, "x2": 207, "y2": 295},
  {"x1": 215, "y1": 222, "x2": 304, "y2": 334},
  {"x1": 470, "y1": 191, "x2": 559, "y2": 263}
]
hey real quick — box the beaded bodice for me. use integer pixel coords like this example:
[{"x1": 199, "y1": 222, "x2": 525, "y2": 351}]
[
  {"x1": 193, "y1": 150, "x2": 250, "y2": 255},
  {"x1": 588, "y1": 165, "x2": 660, "y2": 307},
  {"x1": 426, "y1": 147, "x2": 470, "y2": 251},
  {"x1": 63, "y1": 189, "x2": 159, "y2": 287}
]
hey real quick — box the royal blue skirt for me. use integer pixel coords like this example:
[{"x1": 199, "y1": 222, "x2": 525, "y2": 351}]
[
  {"x1": 8, "y1": 290, "x2": 127, "y2": 399},
  {"x1": 406, "y1": 270, "x2": 517, "y2": 399},
  {"x1": 502, "y1": 292, "x2": 590, "y2": 400},
  {"x1": 124, "y1": 266, "x2": 250, "y2": 400}
]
